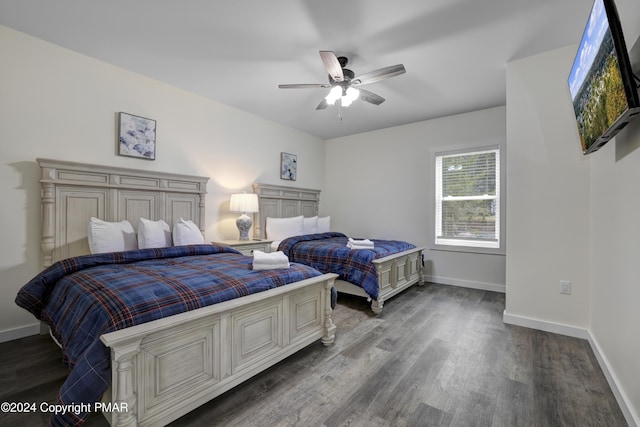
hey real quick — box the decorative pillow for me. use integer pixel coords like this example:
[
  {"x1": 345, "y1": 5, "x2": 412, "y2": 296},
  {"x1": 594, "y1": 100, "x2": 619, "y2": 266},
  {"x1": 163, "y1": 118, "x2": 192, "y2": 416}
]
[
  {"x1": 317, "y1": 216, "x2": 331, "y2": 233},
  {"x1": 303, "y1": 216, "x2": 318, "y2": 235},
  {"x1": 173, "y1": 218, "x2": 204, "y2": 246},
  {"x1": 266, "y1": 215, "x2": 304, "y2": 240},
  {"x1": 138, "y1": 218, "x2": 172, "y2": 249},
  {"x1": 87, "y1": 217, "x2": 138, "y2": 254}
]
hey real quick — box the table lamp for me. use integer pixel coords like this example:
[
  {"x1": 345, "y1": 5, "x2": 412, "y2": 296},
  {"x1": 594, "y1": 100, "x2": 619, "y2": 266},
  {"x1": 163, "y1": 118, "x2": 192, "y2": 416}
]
[{"x1": 229, "y1": 192, "x2": 259, "y2": 240}]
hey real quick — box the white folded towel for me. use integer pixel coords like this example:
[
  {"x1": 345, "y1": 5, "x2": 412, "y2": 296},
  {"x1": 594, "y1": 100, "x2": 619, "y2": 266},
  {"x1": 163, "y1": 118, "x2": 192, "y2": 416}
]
[
  {"x1": 252, "y1": 250, "x2": 290, "y2": 270},
  {"x1": 348, "y1": 237, "x2": 374, "y2": 246},
  {"x1": 348, "y1": 244, "x2": 374, "y2": 250},
  {"x1": 347, "y1": 238, "x2": 374, "y2": 249}
]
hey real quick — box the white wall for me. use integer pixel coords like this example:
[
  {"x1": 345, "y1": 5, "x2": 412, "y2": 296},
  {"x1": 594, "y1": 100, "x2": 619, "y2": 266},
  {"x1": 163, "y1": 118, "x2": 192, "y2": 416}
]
[
  {"x1": 590, "y1": 122, "x2": 640, "y2": 426},
  {"x1": 505, "y1": 45, "x2": 591, "y2": 328},
  {"x1": 505, "y1": 42, "x2": 640, "y2": 425},
  {"x1": 0, "y1": 25, "x2": 325, "y2": 341},
  {"x1": 589, "y1": 5, "x2": 640, "y2": 420},
  {"x1": 324, "y1": 106, "x2": 506, "y2": 292}
]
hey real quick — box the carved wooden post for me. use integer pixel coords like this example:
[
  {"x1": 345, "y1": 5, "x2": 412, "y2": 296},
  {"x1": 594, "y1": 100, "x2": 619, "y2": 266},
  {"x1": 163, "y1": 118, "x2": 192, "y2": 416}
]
[
  {"x1": 370, "y1": 263, "x2": 386, "y2": 315},
  {"x1": 321, "y1": 279, "x2": 336, "y2": 346},
  {"x1": 418, "y1": 250, "x2": 425, "y2": 285},
  {"x1": 111, "y1": 341, "x2": 142, "y2": 427},
  {"x1": 41, "y1": 181, "x2": 55, "y2": 268},
  {"x1": 199, "y1": 186, "x2": 206, "y2": 236}
]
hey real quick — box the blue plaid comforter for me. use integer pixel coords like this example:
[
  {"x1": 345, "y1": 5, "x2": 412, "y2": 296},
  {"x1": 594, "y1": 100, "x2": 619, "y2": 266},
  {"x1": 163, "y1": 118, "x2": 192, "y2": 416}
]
[
  {"x1": 15, "y1": 244, "x2": 323, "y2": 426},
  {"x1": 278, "y1": 232, "x2": 415, "y2": 300}
]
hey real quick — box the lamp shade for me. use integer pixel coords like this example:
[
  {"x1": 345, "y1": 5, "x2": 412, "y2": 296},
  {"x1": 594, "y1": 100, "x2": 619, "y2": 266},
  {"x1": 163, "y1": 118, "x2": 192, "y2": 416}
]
[{"x1": 229, "y1": 193, "x2": 259, "y2": 213}]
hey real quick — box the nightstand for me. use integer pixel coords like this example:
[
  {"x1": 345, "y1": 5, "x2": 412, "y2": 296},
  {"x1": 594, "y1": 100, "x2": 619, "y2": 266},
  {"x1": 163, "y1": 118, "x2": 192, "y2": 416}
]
[{"x1": 212, "y1": 239, "x2": 274, "y2": 256}]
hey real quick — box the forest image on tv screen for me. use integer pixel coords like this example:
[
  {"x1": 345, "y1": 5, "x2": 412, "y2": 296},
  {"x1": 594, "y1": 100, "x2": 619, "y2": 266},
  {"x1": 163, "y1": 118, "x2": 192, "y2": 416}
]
[{"x1": 568, "y1": 0, "x2": 628, "y2": 152}]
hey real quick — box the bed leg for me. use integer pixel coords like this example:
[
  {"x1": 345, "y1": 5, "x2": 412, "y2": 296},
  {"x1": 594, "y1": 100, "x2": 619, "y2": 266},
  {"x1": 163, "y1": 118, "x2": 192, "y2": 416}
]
[
  {"x1": 111, "y1": 341, "x2": 141, "y2": 427},
  {"x1": 371, "y1": 299, "x2": 384, "y2": 315},
  {"x1": 322, "y1": 281, "x2": 336, "y2": 346}
]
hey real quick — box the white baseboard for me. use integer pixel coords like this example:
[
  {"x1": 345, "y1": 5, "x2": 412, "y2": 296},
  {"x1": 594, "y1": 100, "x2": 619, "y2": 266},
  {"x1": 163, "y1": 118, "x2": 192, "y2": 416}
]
[
  {"x1": 587, "y1": 333, "x2": 639, "y2": 427},
  {"x1": 502, "y1": 310, "x2": 590, "y2": 339},
  {"x1": 0, "y1": 323, "x2": 41, "y2": 343},
  {"x1": 503, "y1": 310, "x2": 638, "y2": 427},
  {"x1": 424, "y1": 274, "x2": 505, "y2": 293}
]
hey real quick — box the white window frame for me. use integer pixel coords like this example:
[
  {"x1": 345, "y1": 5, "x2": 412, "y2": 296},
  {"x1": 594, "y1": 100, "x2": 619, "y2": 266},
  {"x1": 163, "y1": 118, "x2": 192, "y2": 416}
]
[{"x1": 431, "y1": 144, "x2": 505, "y2": 255}]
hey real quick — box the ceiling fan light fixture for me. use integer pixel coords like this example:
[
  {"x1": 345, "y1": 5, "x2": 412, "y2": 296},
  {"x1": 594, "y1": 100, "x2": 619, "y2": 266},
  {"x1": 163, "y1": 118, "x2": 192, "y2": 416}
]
[
  {"x1": 344, "y1": 87, "x2": 360, "y2": 105},
  {"x1": 325, "y1": 86, "x2": 342, "y2": 105}
]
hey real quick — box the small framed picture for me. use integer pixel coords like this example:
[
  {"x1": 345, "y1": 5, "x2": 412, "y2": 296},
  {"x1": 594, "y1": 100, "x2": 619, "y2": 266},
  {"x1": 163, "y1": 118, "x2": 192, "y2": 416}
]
[
  {"x1": 118, "y1": 112, "x2": 156, "y2": 160},
  {"x1": 280, "y1": 152, "x2": 297, "y2": 181}
]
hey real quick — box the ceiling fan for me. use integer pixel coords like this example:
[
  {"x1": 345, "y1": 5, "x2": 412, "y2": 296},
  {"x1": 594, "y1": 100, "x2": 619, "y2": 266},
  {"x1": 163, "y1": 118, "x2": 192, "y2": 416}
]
[{"x1": 278, "y1": 51, "x2": 406, "y2": 111}]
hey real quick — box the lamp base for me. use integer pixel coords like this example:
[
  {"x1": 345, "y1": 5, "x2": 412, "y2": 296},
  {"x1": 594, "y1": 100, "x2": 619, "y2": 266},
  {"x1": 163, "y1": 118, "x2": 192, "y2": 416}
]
[{"x1": 236, "y1": 213, "x2": 253, "y2": 241}]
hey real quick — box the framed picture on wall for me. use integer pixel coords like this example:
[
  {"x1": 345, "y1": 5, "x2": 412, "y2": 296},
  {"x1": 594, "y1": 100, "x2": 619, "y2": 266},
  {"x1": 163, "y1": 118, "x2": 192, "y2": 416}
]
[
  {"x1": 280, "y1": 152, "x2": 297, "y2": 181},
  {"x1": 118, "y1": 112, "x2": 157, "y2": 160}
]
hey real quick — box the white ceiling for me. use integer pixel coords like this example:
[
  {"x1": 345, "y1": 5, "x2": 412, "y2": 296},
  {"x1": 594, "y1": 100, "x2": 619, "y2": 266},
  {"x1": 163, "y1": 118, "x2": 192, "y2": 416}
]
[{"x1": 0, "y1": 0, "x2": 593, "y2": 140}]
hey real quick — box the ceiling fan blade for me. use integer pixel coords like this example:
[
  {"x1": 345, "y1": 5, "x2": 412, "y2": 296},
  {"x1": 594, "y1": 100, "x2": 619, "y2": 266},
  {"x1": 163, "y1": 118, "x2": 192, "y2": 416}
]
[
  {"x1": 278, "y1": 84, "x2": 331, "y2": 89},
  {"x1": 359, "y1": 89, "x2": 385, "y2": 105},
  {"x1": 316, "y1": 98, "x2": 329, "y2": 110},
  {"x1": 353, "y1": 64, "x2": 406, "y2": 86},
  {"x1": 319, "y1": 51, "x2": 344, "y2": 82}
]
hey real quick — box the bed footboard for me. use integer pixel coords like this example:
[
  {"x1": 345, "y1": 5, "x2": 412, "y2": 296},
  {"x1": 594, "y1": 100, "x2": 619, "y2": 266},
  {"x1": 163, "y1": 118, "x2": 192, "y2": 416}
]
[
  {"x1": 100, "y1": 273, "x2": 337, "y2": 427},
  {"x1": 370, "y1": 247, "x2": 424, "y2": 314},
  {"x1": 334, "y1": 247, "x2": 424, "y2": 314}
]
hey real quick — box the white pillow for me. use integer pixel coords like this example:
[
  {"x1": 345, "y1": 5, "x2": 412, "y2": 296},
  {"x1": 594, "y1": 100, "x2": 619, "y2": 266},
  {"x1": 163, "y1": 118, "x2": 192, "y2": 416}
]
[
  {"x1": 138, "y1": 218, "x2": 172, "y2": 249},
  {"x1": 266, "y1": 216, "x2": 304, "y2": 240},
  {"x1": 317, "y1": 216, "x2": 331, "y2": 233},
  {"x1": 303, "y1": 216, "x2": 318, "y2": 234},
  {"x1": 87, "y1": 217, "x2": 138, "y2": 254},
  {"x1": 173, "y1": 218, "x2": 204, "y2": 246}
]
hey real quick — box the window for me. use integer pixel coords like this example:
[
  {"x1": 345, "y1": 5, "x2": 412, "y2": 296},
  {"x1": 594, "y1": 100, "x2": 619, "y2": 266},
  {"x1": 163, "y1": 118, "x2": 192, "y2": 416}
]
[{"x1": 434, "y1": 147, "x2": 500, "y2": 249}]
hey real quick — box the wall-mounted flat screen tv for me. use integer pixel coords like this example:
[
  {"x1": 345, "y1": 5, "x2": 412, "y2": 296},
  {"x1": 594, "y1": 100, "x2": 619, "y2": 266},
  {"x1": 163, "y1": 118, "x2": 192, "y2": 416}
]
[{"x1": 568, "y1": 0, "x2": 640, "y2": 154}]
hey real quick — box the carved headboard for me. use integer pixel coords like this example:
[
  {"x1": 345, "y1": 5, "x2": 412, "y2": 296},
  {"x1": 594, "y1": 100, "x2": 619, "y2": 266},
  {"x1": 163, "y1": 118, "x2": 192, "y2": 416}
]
[
  {"x1": 38, "y1": 158, "x2": 209, "y2": 268},
  {"x1": 252, "y1": 183, "x2": 321, "y2": 240}
]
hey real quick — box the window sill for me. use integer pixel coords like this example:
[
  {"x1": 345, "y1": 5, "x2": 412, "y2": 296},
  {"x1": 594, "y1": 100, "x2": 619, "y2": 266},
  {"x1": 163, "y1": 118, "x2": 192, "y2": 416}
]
[{"x1": 429, "y1": 244, "x2": 505, "y2": 256}]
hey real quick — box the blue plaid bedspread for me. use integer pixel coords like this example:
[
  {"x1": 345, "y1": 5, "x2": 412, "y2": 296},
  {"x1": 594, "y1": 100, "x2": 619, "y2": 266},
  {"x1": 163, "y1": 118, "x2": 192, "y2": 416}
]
[
  {"x1": 278, "y1": 232, "x2": 415, "y2": 301},
  {"x1": 15, "y1": 244, "x2": 323, "y2": 426}
]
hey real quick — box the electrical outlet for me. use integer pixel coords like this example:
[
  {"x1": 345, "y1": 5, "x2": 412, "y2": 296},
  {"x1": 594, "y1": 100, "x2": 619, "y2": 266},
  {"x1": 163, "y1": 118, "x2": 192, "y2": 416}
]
[{"x1": 560, "y1": 280, "x2": 572, "y2": 295}]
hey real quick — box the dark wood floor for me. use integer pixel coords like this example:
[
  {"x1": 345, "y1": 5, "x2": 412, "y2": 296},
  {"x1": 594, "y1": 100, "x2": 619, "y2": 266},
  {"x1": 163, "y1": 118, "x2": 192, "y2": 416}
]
[{"x1": 0, "y1": 283, "x2": 627, "y2": 427}]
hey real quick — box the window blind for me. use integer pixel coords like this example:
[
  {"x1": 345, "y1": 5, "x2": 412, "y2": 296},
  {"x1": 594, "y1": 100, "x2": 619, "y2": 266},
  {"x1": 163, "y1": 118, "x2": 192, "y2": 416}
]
[{"x1": 435, "y1": 147, "x2": 500, "y2": 249}]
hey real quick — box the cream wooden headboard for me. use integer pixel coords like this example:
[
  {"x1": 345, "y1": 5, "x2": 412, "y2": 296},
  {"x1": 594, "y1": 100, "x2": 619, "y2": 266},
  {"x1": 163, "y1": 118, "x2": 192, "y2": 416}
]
[
  {"x1": 38, "y1": 158, "x2": 209, "y2": 268},
  {"x1": 252, "y1": 183, "x2": 321, "y2": 240}
]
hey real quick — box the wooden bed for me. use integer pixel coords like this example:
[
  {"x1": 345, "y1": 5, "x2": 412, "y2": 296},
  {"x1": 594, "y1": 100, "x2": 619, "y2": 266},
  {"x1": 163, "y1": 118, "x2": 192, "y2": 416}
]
[
  {"x1": 252, "y1": 182, "x2": 424, "y2": 315},
  {"x1": 36, "y1": 159, "x2": 337, "y2": 427}
]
